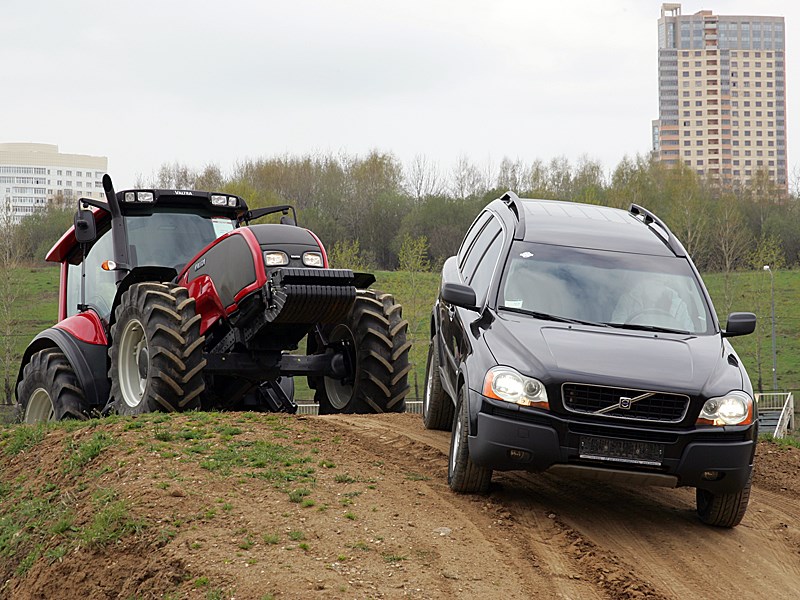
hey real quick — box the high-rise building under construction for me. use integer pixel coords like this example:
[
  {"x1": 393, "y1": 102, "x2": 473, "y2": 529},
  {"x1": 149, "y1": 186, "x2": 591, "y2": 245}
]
[{"x1": 653, "y1": 3, "x2": 786, "y2": 190}]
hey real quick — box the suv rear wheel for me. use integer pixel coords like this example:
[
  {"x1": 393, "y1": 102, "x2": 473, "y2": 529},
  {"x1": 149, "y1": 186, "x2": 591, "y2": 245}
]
[{"x1": 422, "y1": 336, "x2": 454, "y2": 430}]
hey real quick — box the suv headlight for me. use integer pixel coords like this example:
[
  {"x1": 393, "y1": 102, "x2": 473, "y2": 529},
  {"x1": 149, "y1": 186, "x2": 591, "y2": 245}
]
[
  {"x1": 697, "y1": 391, "x2": 753, "y2": 426},
  {"x1": 483, "y1": 366, "x2": 548, "y2": 409}
]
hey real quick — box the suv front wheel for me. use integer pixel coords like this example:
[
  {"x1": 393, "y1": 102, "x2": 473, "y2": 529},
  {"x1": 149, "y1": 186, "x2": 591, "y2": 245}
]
[
  {"x1": 696, "y1": 470, "x2": 752, "y2": 527},
  {"x1": 448, "y1": 387, "x2": 492, "y2": 493}
]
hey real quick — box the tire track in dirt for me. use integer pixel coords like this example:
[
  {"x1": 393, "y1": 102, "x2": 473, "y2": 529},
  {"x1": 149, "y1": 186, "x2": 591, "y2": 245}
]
[
  {"x1": 322, "y1": 414, "x2": 800, "y2": 600},
  {"x1": 503, "y1": 467, "x2": 800, "y2": 599},
  {"x1": 315, "y1": 415, "x2": 569, "y2": 599},
  {"x1": 321, "y1": 414, "x2": 667, "y2": 599}
]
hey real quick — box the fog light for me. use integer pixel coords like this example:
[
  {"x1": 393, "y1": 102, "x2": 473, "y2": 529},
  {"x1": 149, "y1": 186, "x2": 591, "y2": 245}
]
[
  {"x1": 701, "y1": 470, "x2": 723, "y2": 481},
  {"x1": 508, "y1": 449, "x2": 531, "y2": 462}
]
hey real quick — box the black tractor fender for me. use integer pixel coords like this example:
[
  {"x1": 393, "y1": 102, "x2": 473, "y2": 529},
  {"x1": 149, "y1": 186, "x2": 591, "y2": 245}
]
[
  {"x1": 108, "y1": 266, "x2": 179, "y2": 328},
  {"x1": 16, "y1": 327, "x2": 111, "y2": 413}
]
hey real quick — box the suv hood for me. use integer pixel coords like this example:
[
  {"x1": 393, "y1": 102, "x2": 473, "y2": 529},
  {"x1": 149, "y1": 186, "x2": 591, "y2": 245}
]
[{"x1": 484, "y1": 314, "x2": 744, "y2": 397}]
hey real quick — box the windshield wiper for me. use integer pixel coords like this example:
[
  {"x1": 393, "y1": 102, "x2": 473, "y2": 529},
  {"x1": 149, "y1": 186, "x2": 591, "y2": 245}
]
[
  {"x1": 603, "y1": 322, "x2": 691, "y2": 335},
  {"x1": 500, "y1": 306, "x2": 609, "y2": 327}
]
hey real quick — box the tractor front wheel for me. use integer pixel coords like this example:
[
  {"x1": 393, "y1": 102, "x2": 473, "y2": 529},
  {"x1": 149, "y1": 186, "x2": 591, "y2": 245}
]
[
  {"x1": 311, "y1": 290, "x2": 411, "y2": 414},
  {"x1": 109, "y1": 283, "x2": 206, "y2": 415},
  {"x1": 17, "y1": 349, "x2": 90, "y2": 423}
]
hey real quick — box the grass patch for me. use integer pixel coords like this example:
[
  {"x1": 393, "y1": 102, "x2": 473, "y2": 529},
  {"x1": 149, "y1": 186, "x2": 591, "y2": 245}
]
[
  {"x1": 2, "y1": 424, "x2": 48, "y2": 456},
  {"x1": 81, "y1": 489, "x2": 145, "y2": 547},
  {"x1": 65, "y1": 431, "x2": 114, "y2": 472}
]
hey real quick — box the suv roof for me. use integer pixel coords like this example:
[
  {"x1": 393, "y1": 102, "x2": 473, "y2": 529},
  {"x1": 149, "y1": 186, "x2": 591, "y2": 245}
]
[{"x1": 497, "y1": 196, "x2": 684, "y2": 258}]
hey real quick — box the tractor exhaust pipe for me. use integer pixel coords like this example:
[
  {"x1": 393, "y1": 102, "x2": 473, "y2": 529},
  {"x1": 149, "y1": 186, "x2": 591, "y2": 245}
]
[
  {"x1": 102, "y1": 174, "x2": 121, "y2": 219},
  {"x1": 102, "y1": 174, "x2": 131, "y2": 278}
]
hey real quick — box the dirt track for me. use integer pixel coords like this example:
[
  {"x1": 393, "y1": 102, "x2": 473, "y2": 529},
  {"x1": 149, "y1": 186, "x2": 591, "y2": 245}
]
[
  {"x1": 2, "y1": 411, "x2": 799, "y2": 599},
  {"x1": 323, "y1": 413, "x2": 800, "y2": 600}
]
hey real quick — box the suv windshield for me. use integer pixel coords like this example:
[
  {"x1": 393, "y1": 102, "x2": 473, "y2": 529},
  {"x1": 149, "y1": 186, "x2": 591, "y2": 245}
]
[
  {"x1": 498, "y1": 242, "x2": 714, "y2": 335},
  {"x1": 125, "y1": 209, "x2": 236, "y2": 271}
]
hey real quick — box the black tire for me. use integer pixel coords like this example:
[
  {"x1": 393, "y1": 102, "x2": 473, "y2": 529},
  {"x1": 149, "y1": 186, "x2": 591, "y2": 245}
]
[
  {"x1": 109, "y1": 282, "x2": 206, "y2": 415},
  {"x1": 422, "y1": 336, "x2": 454, "y2": 430},
  {"x1": 448, "y1": 387, "x2": 492, "y2": 493},
  {"x1": 696, "y1": 469, "x2": 752, "y2": 527},
  {"x1": 313, "y1": 290, "x2": 411, "y2": 414},
  {"x1": 17, "y1": 349, "x2": 90, "y2": 423}
]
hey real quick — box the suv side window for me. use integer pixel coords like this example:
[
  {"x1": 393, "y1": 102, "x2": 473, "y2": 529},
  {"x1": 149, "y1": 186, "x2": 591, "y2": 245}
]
[
  {"x1": 460, "y1": 216, "x2": 503, "y2": 303},
  {"x1": 465, "y1": 226, "x2": 503, "y2": 306},
  {"x1": 457, "y1": 212, "x2": 492, "y2": 270}
]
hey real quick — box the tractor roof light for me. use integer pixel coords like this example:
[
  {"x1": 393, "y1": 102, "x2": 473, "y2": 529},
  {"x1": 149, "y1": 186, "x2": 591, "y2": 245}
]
[
  {"x1": 211, "y1": 195, "x2": 228, "y2": 206},
  {"x1": 124, "y1": 192, "x2": 135, "y2": 203},
  {"x1": 227, "y1": 197, "x2": 237, "y2": 207},
  {"x1": 137, "y1": 191, "x2": 154, "y2": 203}
]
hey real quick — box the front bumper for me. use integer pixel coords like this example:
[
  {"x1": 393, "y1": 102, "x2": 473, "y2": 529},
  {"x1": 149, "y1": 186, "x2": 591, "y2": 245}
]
[{"x1": 468, "y1": 391, "x2": 756, "y2": 494}]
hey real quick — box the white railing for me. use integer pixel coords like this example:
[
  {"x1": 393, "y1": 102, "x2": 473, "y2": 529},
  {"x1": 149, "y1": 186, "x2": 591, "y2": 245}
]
[
  {"x1": 294, "y1": 400, "x2": 422, "y2": 416},
  {"x1": 755, "y1": 392, "x2": 795, "y2": 439}
]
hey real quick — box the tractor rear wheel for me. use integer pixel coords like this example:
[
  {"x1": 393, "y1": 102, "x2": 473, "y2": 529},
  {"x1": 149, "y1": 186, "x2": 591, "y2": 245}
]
[
  {"x1": 109, "y1": 283, "x2": 206, "y2": 415},
  {"x1": 17, "y1": 349, "x2": 90, "y2": 423},
  {"x1": 311, "y1": 290, "x2": 411, "y2": 414}
]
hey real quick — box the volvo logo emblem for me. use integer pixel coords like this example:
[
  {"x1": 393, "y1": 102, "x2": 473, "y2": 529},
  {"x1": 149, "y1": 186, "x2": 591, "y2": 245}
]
[{"x1": 593, "y1": 391, "x2": 655, "y2": 415}]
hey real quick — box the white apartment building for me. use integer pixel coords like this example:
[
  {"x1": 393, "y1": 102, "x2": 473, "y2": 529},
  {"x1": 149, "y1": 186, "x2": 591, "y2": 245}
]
[{"x1": 0, "y1": 143, "x2": 108, "y2": 223}]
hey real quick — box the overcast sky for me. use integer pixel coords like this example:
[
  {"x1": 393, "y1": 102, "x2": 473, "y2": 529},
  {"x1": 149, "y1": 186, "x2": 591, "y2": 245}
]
[{"x1": 0, "y1": 0, "x2": 796, "y2": 189}]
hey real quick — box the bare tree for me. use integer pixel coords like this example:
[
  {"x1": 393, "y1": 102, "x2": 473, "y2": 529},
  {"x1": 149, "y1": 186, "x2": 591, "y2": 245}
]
[
  {"x1": 496, "y1": 157, "x2": 528, "y2": 192},
  {"x1": 449, "y1": 155, "x2": 485, "y2": 201},
  {"x1": 0, "y1": 199, "x2": 21, "y2": 404},
  {"x1": 405, "y1": 154, "x2": 444, "y2": 203}
]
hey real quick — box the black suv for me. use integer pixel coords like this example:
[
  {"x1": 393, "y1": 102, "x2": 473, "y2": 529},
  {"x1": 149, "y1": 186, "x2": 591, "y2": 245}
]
[{"x1": 423, "y1": 192, "x2": 757, "y2": 527}]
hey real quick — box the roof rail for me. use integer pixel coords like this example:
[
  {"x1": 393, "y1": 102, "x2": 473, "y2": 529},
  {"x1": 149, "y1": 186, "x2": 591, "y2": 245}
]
[
  {"x1": 628, "y1": 204, "x2": 685, "y2": 257},
  {"x1": 500, "y1": 191, "x2": 526, "y2": 239},
  {"x1": 500, "y1": 191, "x2": 520, "y2": 217}
]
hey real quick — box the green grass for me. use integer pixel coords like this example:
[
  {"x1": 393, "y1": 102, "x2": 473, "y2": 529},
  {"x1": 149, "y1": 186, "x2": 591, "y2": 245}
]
[
  {"x1": 3, "y1": 267, "x2": 59, "y2": 358},
  {"x1": 4, "y1": 266, "x2": 800, "y2": 400}
]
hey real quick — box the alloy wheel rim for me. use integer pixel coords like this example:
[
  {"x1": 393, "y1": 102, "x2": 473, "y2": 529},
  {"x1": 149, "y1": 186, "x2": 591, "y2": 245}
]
[
  {"x1": 450, "y1": 413, "x2": 462, "y2": 475},
  {"x1": 26, "y1": 387, "x2": 55, "y2": 423},
  {"x1": 119, "y1": 318, "x2": 148, "y2": 408}
]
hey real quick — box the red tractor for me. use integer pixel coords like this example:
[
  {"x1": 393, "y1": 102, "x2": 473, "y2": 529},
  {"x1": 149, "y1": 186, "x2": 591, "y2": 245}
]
[{"x1": 16, "y1": 175, "x2": 410, "y2": 422}]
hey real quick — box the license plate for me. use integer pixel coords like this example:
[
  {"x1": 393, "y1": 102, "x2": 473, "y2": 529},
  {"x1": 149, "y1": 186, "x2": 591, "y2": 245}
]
[{"x1": 579, "y1": 436, "x2": 664, "y2": 466}]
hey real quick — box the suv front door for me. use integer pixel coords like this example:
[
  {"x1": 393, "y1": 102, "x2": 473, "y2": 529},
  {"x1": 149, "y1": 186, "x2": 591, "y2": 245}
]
[{"x1": 440, "y1": 213, "x2": 504, "y2": 387}]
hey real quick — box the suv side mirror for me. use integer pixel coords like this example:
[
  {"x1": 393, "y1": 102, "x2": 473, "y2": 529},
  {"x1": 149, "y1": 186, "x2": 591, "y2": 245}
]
[
  {"x1": 74, "y1": 208, "x2": 97, "y2": 244},
  {"x1": 441, "y1": 282, "x2": 478, "y2": 311},
  {"x1": 723, "y1": 312, "x2": 756, "y2": 337}
]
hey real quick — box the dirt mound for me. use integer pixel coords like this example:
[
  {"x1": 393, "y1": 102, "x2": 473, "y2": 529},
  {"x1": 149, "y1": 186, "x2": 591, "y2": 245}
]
[{"x1": 1, "y1": 412, "x2": 799, "y2": 599}]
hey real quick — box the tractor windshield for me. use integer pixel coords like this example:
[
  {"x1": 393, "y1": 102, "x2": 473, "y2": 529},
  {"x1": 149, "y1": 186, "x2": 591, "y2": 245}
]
[{"x1": 125, "y1": 209, "x2": 236, "y2": 271}]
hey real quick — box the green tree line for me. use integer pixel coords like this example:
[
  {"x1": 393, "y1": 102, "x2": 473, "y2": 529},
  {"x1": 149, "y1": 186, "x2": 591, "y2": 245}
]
[{"x1": 12, "y1": 151, "x2": 798, "y2": 272}]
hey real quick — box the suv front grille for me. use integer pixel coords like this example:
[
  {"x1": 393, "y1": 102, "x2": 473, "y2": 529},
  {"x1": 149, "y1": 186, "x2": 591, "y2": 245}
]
[{"x1": 562, "y1": 383, "x2": 689, "y2": 424}]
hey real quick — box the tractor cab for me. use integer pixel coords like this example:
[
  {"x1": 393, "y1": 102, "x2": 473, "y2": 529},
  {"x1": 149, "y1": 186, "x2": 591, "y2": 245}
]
[{"x1": 48, "y1": 186, "x2": 245, "y2": 322}]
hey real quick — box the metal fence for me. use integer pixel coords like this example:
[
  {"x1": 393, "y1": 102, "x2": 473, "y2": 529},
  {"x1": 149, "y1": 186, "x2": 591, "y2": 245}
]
[
  {"x1": 755, "y1": 392, "x2": 795, "y2": 439},
  {"x1": 295, "y1": 400, "x2": 423, "y2": 416}
]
